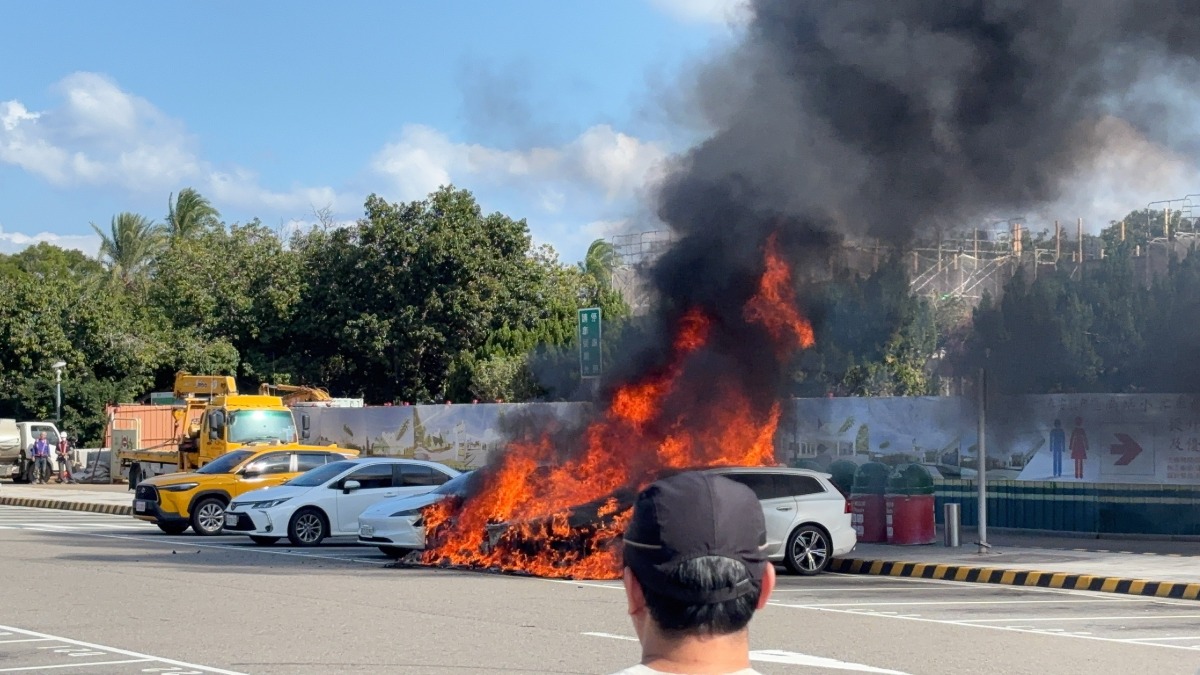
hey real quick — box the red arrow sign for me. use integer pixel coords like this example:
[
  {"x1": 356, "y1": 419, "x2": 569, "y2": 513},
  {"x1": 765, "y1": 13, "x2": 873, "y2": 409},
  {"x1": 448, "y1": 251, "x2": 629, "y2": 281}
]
[{"x1": 1110, "y1": 433, "x2": 1143, "y2": 465}]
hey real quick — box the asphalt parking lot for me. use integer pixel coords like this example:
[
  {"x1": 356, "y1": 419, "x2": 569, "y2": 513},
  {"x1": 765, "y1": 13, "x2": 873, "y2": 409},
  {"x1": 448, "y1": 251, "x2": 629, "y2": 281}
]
[{"x1": 2, "y1": 505, "x2": 1200, "y2": 674}]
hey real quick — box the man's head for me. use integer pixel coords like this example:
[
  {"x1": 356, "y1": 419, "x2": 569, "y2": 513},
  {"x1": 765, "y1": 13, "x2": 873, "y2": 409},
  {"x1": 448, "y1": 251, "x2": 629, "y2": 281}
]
[
  {"x1": 38, "y1": 432, "x2": 46, "y2": 440},
  {"x1": 621, "y1": 471, "x2": 775, "y2": 642}
]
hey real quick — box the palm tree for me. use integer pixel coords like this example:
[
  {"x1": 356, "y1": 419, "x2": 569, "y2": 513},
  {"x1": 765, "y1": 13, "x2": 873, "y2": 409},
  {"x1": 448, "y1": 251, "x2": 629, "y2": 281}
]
[
  {"x1": 166, "y1": 187, "x2": 220, "y2": 239},
  {"x1": 580, "y1": 239, "x2": 618, "y2": 289},
  {"x1": 89, "y1": 212, "x2": 164, "y2": 288}
]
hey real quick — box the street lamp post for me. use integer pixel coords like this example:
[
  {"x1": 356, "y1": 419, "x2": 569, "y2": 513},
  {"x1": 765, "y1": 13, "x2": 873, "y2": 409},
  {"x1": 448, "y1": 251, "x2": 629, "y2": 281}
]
[{"x1": 52, "y1": 361, "x2": 65, "y2": 425}]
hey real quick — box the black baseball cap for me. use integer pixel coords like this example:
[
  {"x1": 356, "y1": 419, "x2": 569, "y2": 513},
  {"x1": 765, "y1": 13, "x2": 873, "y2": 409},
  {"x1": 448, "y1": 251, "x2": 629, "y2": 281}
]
[{"x1": 622, "y1": 471, "x2": 768, "y2": 604}]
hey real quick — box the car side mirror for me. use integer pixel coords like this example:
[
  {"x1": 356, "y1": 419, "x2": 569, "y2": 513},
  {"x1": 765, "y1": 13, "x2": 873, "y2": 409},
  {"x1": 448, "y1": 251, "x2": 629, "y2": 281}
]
[
  {"x1": 342, "y1": 479, "x2": 361, "y2": 494},
  {"x1": 241, "y1": 469, "x2": 260, "y2": 479}
]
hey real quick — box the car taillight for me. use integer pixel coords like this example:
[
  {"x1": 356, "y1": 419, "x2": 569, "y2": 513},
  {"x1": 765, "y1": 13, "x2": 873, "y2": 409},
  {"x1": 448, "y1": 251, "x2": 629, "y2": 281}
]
[{"x1": 843, "y1": 500, "x2": 851, "y2": 514}]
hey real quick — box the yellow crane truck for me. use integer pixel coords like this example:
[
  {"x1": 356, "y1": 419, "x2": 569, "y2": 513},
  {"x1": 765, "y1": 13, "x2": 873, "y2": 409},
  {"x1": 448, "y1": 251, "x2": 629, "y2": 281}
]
[{"x1": 119, "y1": 373, "x2": 350, "y2": 486}]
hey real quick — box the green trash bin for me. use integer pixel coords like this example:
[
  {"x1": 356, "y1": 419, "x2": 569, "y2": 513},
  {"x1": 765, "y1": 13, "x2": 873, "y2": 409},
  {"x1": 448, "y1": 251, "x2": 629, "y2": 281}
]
[
  {"x1": 886, "y1": 463, "x2": 936, "y2": 545},
  {"x1": 789, "y1": 458, "x2": 825, "y2": 472},
  {"x1": 827, "y1": 459, "x2": 857, "y2": 497},
  {"x1": 850, "y1": 462, "x2": 890, "y2": 543}
]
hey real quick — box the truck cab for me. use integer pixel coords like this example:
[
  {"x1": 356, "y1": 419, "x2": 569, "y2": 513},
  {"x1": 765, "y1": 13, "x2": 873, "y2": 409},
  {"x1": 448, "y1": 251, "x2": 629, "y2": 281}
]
[
  {"x1": 1, "y1": 420, "x2": 63, "y2": 483},
  {"x1": 187, "y1": 395, "x2": 300, "y2": 470}
]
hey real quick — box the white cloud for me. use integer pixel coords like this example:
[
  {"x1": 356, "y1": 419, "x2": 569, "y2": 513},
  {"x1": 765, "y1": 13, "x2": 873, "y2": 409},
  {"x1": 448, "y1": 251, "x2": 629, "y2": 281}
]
[
  {"x1": 0, "y1": 72, "x2": 341, "y2": 218},
  {"x1": 0, "y1": 223, "x2": 101, "y2": 256},
  {"x1": 648, "y1": 0, "x2": 751, "y2": 25},
  {"x1": 371, "y1": 123, "x2": 668, "y2": 209}
]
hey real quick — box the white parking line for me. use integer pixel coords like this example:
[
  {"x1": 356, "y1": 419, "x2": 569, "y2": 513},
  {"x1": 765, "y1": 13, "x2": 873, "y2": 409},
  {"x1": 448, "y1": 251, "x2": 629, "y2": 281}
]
[
  {"x1": 0, "y1": 658, "x2": 153, "y2": 672},
  {"x1": 0, "y1": 639, "x2": 51, "y2": 644},
  {"x1": 957, "y1": 614, "x2": 1200, "y2": 623},
  {"x1": 0, "y1": 625, "x2": 246, "y2": 674},
  {"x1": 1121, "y1": 636, "x2": 1200, "y2": 642},
  {"x1": 779, "y1": 598, "x2": 1138, "y2": 607}
]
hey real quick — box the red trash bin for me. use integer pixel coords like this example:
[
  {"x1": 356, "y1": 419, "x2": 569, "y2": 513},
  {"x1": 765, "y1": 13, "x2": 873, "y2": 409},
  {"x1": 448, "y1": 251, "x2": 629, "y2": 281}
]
[
  {"x1": 886, "y1": 494, "x2": 936, "y2": 544},
  {"x1": 852, "y1": 494, "x2": 887, "y2": 542},
  {"x1": 885, "y1": 464, "x2": 936, "y2": 545},
  {"x1": 850, "y1": 462, "x2": 890, "y2": 543}
]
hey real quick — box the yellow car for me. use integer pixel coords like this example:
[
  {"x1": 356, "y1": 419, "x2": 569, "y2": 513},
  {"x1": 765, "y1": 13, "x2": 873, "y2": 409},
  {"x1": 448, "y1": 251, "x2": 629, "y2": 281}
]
[{"x1": 133, "y1": 446, "x2": 357, "y2": 535}]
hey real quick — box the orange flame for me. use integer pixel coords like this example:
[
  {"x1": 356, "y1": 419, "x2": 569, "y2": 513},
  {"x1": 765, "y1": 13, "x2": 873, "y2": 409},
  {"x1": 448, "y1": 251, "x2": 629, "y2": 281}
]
[
  {"x1": 421, "y1": 235, "x2": 814, "y2": 579},
  {"x1": 744, "y1": 233, "x2": 814, "y2": 350}
]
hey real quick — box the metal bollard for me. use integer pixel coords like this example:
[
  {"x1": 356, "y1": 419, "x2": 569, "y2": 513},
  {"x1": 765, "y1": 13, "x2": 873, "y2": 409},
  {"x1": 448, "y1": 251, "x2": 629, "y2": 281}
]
[{"x1": 943, "y1": 503, "x2": 961, "y2": 547}]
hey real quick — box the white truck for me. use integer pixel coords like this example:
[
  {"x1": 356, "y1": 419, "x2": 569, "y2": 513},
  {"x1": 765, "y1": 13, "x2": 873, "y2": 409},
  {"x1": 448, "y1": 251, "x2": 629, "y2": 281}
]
[{"x1": 0, "y1": 419, "x2": 62, "y2": 483}]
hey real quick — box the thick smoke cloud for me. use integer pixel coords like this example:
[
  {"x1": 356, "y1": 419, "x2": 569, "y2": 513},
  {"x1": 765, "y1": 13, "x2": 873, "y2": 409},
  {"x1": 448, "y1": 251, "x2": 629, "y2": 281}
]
[{"x1": 629, "y1": 0, "x2": 1200, "y2": 392}]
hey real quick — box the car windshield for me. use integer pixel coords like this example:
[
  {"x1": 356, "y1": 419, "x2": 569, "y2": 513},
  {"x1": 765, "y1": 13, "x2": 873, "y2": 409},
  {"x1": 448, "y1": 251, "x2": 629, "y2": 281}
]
[
  {"x1": 195, "y1": 450, "x2": 254, "y2": 475},
  {"x1": 432, "y1": 470, "x2": 479, "y2": 496},
  {"x1": 287, "y1": 460, "x2": 356, "y2": 487},
  {"x1": 227, "y1": 410, "x2": 296, "y2": 444}
]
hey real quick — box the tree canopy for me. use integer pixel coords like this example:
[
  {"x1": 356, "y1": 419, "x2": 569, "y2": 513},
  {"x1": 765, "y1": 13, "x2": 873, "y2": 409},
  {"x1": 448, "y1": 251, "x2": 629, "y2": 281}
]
[{"x1": 0, "y1": 187, "x2": 629, "y2": 444}]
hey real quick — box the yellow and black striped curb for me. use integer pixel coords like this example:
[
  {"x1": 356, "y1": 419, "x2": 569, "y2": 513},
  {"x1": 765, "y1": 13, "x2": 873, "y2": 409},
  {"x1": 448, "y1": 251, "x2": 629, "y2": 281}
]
[
  {"x1": 829, "y1": 557, "x2": 1200, "y2": 601},
  {"x1": 0, "y1": 495, "x2": 132, "y2": 516}
]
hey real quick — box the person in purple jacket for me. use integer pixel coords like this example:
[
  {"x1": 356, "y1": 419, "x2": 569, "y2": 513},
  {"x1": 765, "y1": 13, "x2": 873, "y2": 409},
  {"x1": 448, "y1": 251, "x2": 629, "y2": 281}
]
[{"x1": 29, "y1": 432, "x2": 52, "y2": 484}]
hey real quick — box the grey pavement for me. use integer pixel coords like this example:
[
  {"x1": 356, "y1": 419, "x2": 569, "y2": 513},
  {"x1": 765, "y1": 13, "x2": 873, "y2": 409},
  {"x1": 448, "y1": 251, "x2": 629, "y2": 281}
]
[
  {"x1": 4, "y1": 506, "x2": 1200, "y2": 674},
  {"x1": 848, "y1": 528, "x2": 1200, "y2": 586},
  {"x1": 3, "y1": 481, "x2": 1198, "y2": 590},
  {"x1": 0, "y1": 481, "x2": 133, "y2": 509}
]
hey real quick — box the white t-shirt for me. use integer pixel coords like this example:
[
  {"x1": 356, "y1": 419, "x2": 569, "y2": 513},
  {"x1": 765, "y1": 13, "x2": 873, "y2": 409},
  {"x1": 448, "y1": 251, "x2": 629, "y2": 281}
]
[{"x1": 609, "y1": 666, "x2": 763, "y2": 675}]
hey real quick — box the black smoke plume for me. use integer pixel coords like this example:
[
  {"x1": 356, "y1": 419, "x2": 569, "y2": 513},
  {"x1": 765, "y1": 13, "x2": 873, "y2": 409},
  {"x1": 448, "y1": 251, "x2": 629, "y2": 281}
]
[{"x1": 624, "y1": 0, "x2": 1200, "y2": 397}]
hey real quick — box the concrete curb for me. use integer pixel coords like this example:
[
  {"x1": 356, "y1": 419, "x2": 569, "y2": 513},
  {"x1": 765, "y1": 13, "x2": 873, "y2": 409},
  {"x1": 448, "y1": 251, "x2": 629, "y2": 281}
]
[
  {"x1": 0, "y1": 495, "x2": 131, "y2": 516},
  {"x1": 828, "y1": 557, "x2": 1200, "y2": 601}
]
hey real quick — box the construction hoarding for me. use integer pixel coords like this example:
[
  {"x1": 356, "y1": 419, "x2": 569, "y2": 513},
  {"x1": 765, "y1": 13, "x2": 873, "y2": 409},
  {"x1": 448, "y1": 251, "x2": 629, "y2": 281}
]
[{"x1": 294, "y1": 394, "x2": 1200, "y2": 485}]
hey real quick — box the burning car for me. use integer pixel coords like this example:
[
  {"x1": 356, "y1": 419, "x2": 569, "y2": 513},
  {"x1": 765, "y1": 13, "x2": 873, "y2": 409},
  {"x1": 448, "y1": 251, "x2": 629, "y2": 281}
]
[
  {"x1": 356, "y1": 469, "x2": 481, "y2": 558},
  {"x1": 420, "y1": 465, "x2": 855, "y2": 577}
]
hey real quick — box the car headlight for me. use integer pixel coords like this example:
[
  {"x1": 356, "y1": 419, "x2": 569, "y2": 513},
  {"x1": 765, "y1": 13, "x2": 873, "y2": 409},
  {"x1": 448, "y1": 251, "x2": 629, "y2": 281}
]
[
  {"x1": 391, "y1": 506, "x2": 424, "y2": 523},
  {"x1": 161, "y1": 483, "x2": 199, "y2": 492},
  {"x1": 249, "y1": 498, "x2": 291, "y2": 509}
]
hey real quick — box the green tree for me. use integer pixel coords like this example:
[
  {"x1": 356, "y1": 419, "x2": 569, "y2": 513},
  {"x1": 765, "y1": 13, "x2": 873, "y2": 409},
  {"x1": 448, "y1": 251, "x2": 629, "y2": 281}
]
[
  {"x1": 89, "y1": 212, "x2": 164, "y2": 288},
  {"x1": 580, "y1": 238, "x2": 617, "y2": 289},
  {"x1": 166, "y1": 187, "x2": 221, "y2": 239},
  {"x1": 151, "y1": 220, "x2": 302, "y2": 384}
]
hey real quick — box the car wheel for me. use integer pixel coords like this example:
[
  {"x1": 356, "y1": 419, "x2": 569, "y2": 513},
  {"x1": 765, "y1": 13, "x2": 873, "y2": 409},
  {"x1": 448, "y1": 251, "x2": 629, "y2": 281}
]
[
  {"x1": 190, "y1": 498, "x2": 226, "y2": 536},
  {"x1": 379, "y1": 546, "x2": 411, "y2": 560},
  {"x1": 156, "y1": 522, "x2": 188, "y2": 535},
  {"x1": 250, "y1": 536, "x2": 280, "y2": 546},
  {"x1": 784, "y1": 525, "x2": 831, "y2": 576},
  {"x1": 288, "y1": 508, "x2": 327, "y2": 547}
]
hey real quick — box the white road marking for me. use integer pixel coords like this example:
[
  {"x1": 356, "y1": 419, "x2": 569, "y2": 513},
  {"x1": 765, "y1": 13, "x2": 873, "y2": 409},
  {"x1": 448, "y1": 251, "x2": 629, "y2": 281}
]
[
  {"x1": 544, "y1": 579, "x2": 624, "y2": 590},
  {"x1": 779, "y1": 598, "x2": 1137, "y2": 607},
  {"x1": 957, "y1": 614, "x2": 1200, "y2": 623},
  {"x1": 584, "y1": 632, "x2": 911, "y2": 674},
  {"x1": 0, "y1": 639, "x2": 51, "y2": 644},
  {"x1": 582, "y1": 632, "x2": 637, "y2": 641},
  {"x1": 773, "y1": 605, "x2": 1200, "y2": 652},
  {"x1": 0, "y1": 625, "x2": 246, "y2": 674},
  {"x1": 0, "y1": 658, "x2": 153, "y2": 671},
  {"x1": 1121, "y1": 636, "x2": 1200, "y2": 642}
]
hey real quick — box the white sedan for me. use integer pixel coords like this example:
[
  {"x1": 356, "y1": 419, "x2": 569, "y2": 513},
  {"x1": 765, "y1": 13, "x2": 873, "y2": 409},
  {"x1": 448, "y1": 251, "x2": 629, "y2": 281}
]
[
  {"x1": 223, "y1": 457, "x2": 459, "y2": 547},
  {"x1": 357, "y1": 469, "x2": 480, "y2": 558}
]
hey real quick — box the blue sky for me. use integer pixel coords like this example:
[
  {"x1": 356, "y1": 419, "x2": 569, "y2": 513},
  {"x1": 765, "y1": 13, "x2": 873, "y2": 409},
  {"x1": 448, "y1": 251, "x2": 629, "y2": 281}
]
[{"x1": 0, "y1": 0, "x2": 746, "y2": 263}]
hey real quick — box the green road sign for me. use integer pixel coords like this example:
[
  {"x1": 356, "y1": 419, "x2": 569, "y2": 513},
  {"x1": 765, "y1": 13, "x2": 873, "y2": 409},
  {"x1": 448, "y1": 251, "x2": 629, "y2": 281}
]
[{"x1": 578, "y1": 307, "x2": 602, "y2": 378}]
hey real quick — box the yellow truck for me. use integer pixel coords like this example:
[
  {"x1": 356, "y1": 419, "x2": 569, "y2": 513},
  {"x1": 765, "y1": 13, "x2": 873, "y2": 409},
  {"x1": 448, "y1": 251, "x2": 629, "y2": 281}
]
[{"x1": 119, "y1": 373, "x2": 351, "y2": 486}]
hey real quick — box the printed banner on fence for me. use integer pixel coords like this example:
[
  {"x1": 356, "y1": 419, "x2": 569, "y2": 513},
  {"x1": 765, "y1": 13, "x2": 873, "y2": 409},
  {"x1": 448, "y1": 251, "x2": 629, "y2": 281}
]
[{"x1": 294, "y1": 394, "x2": 1200, "y2": 485}]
